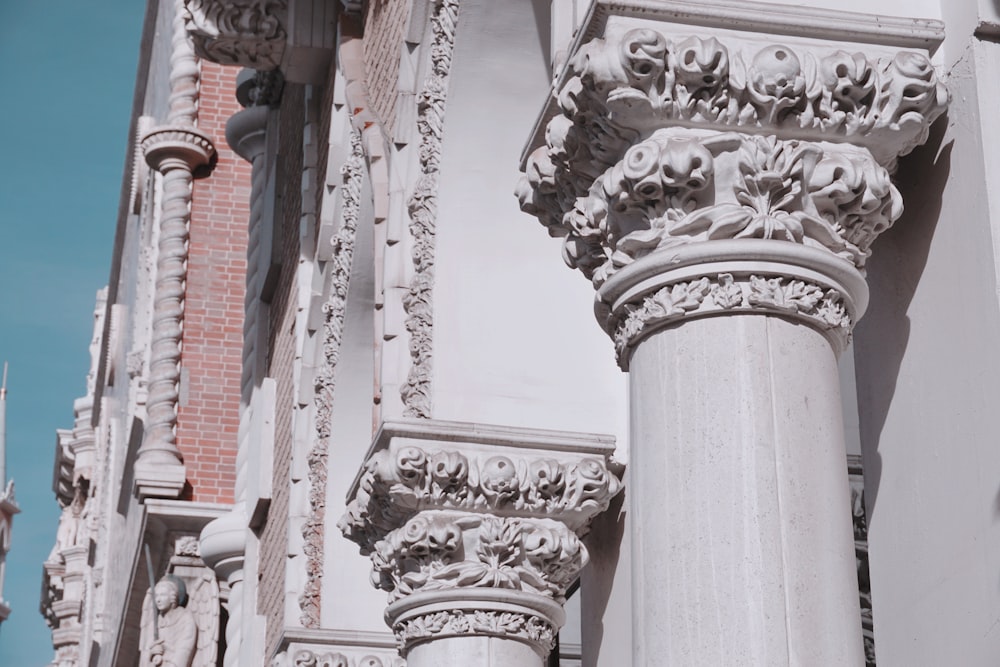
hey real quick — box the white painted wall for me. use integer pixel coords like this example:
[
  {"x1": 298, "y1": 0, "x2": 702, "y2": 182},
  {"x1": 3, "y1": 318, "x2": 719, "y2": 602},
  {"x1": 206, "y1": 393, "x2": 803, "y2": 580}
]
[
  {"x1": 431, "y1": 0, "x2": 628, "y2": 442},
  {"x1": 853, "y1": 9, "x2": 1000, "y2": 663}
]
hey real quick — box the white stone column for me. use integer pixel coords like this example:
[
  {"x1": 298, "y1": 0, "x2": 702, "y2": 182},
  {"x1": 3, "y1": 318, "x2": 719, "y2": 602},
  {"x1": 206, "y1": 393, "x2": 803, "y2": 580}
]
[
  {"x1": 517, "y1": 3, "x2": 948, "y2": 664},
  {"x1": 136, "y1": 0, "x2": 216, "y2": 499},
  {"x1": 339, "y1": 421, "x2": 623, "y2": 666}
]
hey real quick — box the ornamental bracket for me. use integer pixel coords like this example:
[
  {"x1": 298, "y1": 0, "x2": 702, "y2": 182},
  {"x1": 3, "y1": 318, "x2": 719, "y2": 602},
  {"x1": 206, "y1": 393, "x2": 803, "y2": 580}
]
[{"x1": 183, "y1": 0, "x2": 336, "y2": 84}]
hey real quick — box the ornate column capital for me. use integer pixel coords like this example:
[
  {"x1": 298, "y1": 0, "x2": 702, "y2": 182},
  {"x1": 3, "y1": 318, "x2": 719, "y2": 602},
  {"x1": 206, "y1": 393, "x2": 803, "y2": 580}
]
[
  {"x1": 517, "y1": 0, "x2": 948, "y2": 366},
  {"x1": 339, "y1": 421, "x2": 623, "y2": 656}
]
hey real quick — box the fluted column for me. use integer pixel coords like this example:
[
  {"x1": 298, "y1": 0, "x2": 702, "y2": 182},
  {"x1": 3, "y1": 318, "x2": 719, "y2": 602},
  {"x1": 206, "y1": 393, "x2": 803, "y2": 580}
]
[
  {"x1": 518, "y1": 3, "x2": 948, "y2": 664},
  {"x1": 339, "y1": 421, "x2": 623, "y2": 666},
  {"x1": 135, "y1": 0, "x2": 217, "y2": 499}
]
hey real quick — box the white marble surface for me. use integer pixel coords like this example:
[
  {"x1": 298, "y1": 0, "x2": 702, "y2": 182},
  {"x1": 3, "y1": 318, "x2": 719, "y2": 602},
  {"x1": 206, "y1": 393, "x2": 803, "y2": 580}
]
[{"x1": 629, "y1": 314, "x2": 863, "y2": 665}]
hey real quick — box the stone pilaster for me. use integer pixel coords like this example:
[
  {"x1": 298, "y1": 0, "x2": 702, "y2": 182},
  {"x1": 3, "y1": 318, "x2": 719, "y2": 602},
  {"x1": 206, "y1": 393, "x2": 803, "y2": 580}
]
[
  {"x1": 339, "y1": 421, "x2": 622, "y2": 666},
  {"x1": 517, "y1": 1, "x2": 948, "y2": 664}
]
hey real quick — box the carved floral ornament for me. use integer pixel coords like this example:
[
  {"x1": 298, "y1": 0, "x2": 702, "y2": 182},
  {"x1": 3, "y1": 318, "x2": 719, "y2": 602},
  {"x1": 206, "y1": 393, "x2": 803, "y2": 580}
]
[
  {"x1": 339, "y1": 429, "x2": 622, "y2": 651},
  {"x1": 518, "y1": 31, "x2": 947, "y2": 287},
  {"x1": 184, "y1": 0, "x2": 288, "y2": 70}
]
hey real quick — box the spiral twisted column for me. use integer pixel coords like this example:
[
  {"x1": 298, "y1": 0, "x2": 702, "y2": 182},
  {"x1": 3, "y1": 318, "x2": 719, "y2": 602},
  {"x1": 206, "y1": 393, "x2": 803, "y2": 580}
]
[
  {"x1": 135, "y1": 0, "x2": 217, "y2": 500},
  {"x1": 340, "y1": 421, "x2": 623, "y2": 667},
  {"x1": 517, "y1": 3, "x2": 948, "y2": 664}
]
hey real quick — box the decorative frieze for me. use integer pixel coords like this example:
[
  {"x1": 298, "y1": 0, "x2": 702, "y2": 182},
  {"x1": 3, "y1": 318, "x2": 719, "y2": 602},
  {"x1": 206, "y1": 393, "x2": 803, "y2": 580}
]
[{"x1": 339, "y1": 421, "x2": 621, "y2": 656}]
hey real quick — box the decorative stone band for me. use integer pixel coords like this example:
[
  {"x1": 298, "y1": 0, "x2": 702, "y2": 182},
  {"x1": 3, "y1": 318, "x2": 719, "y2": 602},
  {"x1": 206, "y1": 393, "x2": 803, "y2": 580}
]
[
  {"x1": 517, "y1": 2, "x2": 948, "y2": 290},
  {"x1": 184, "y1": 0, "x2": 288, "y2": 70},
  {"x1": 597, "y1": 239, "x2": 868, "y2": 368},
  {"x1": 339, "y1": 420, "x2": 621, "y2": 651},
  {"x1": 387, "y1": 589, "x2": 563, "y2": 656},
  {"x1": 142, "y1": 126, "x2": 217, "y2": 173}
]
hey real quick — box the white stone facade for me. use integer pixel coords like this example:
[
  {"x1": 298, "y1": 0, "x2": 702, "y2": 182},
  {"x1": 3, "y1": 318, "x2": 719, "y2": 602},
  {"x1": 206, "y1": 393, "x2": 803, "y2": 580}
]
[{"x1": 44, "y1": 0, "x2": 1000, "y2": 665}]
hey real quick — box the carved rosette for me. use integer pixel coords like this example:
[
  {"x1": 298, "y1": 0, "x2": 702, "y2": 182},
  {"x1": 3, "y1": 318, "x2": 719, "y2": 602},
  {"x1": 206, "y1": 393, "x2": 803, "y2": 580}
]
[
  {"x1": 183, "y1": 0, "x2": 288, "y2": 70},
  {"x1": 518, "y1": 12, "x2": 947, "y2": 366},
  {"x1": 339, "y1": 421, "x2": 622, "y2": 655}
]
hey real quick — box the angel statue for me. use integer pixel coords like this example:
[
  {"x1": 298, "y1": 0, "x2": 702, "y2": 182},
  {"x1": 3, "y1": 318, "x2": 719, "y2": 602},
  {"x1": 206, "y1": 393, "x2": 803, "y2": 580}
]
[{"x1": 139, "y1": 575, "x2": 198, "y2": 667}]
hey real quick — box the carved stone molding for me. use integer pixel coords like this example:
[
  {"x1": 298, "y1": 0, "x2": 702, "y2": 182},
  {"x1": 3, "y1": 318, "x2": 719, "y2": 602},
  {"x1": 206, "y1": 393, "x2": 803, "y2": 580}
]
[
  {"x1": 302, "y1": 129, "x2": 366, "y2": 627},
  {"x1": 517, "y1": 1, "x2": 947, "y2": 361},
  {"x1": 400, "y1": 0, "x2": 461, "y2": 419},
  {"x1": 389, "y1": 589, "x2": 562, "y2": 654},
  {"x1": 340, "y1": 420, "x2": 621, "y2": 656},
  {"x1": 594, "y1": 238, "x2": 868, "y2": 367}
]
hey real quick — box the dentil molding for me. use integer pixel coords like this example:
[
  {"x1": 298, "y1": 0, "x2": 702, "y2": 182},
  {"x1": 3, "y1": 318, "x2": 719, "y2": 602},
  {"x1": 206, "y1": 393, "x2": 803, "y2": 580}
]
[
  {"x1": 339, "y1": 420, "x2": 622, "y2": 653},
  {"x1": 517, "y1": 0, "x2": 948, "y2": 364}
]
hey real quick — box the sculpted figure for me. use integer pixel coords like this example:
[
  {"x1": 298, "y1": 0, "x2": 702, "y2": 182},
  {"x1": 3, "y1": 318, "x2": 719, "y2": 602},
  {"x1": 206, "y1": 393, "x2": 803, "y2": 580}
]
[{"x1": 140, "y1": 576, "x2": 197, "y2": 667}]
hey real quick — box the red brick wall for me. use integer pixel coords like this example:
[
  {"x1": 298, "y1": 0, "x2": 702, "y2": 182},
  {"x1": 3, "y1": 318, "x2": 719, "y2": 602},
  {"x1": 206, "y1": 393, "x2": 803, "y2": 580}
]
[{"x1": 177, "y1": 62, "x2": 249, "y2": 504}]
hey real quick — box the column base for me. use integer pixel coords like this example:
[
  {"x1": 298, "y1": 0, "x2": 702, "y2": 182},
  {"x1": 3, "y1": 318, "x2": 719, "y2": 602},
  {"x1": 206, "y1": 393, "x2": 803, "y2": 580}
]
[{"x1": 134, "y1": 460, "x2": 186, "y2": 500}]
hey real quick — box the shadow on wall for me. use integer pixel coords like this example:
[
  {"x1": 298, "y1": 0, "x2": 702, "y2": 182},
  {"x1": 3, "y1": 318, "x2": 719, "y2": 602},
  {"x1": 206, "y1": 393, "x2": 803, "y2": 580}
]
[
  {"x1": 852, "y1": 114, "x2": 952, "y2": 520},
  {"x1": 580, "y1": 491, "x2": 626, "y2": 667}
]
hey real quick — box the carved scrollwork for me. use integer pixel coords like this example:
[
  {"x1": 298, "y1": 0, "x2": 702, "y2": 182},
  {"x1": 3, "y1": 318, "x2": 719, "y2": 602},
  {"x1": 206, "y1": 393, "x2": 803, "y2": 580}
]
[{"x1": 184, "y1": 0, "x2": 288, "y2": 70}]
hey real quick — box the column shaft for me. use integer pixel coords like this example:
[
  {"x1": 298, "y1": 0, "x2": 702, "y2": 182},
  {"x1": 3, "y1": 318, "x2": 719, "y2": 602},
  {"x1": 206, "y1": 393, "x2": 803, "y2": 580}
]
[{"x1": 629, "y1": 314, "x2": 861, "y2": 664}]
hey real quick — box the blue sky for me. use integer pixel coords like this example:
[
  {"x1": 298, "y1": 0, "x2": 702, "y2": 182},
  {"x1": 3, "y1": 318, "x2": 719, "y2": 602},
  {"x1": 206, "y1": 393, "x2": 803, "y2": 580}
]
[{"x1": 0, "y1": 2, "x2": 145, "y2": 663}]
